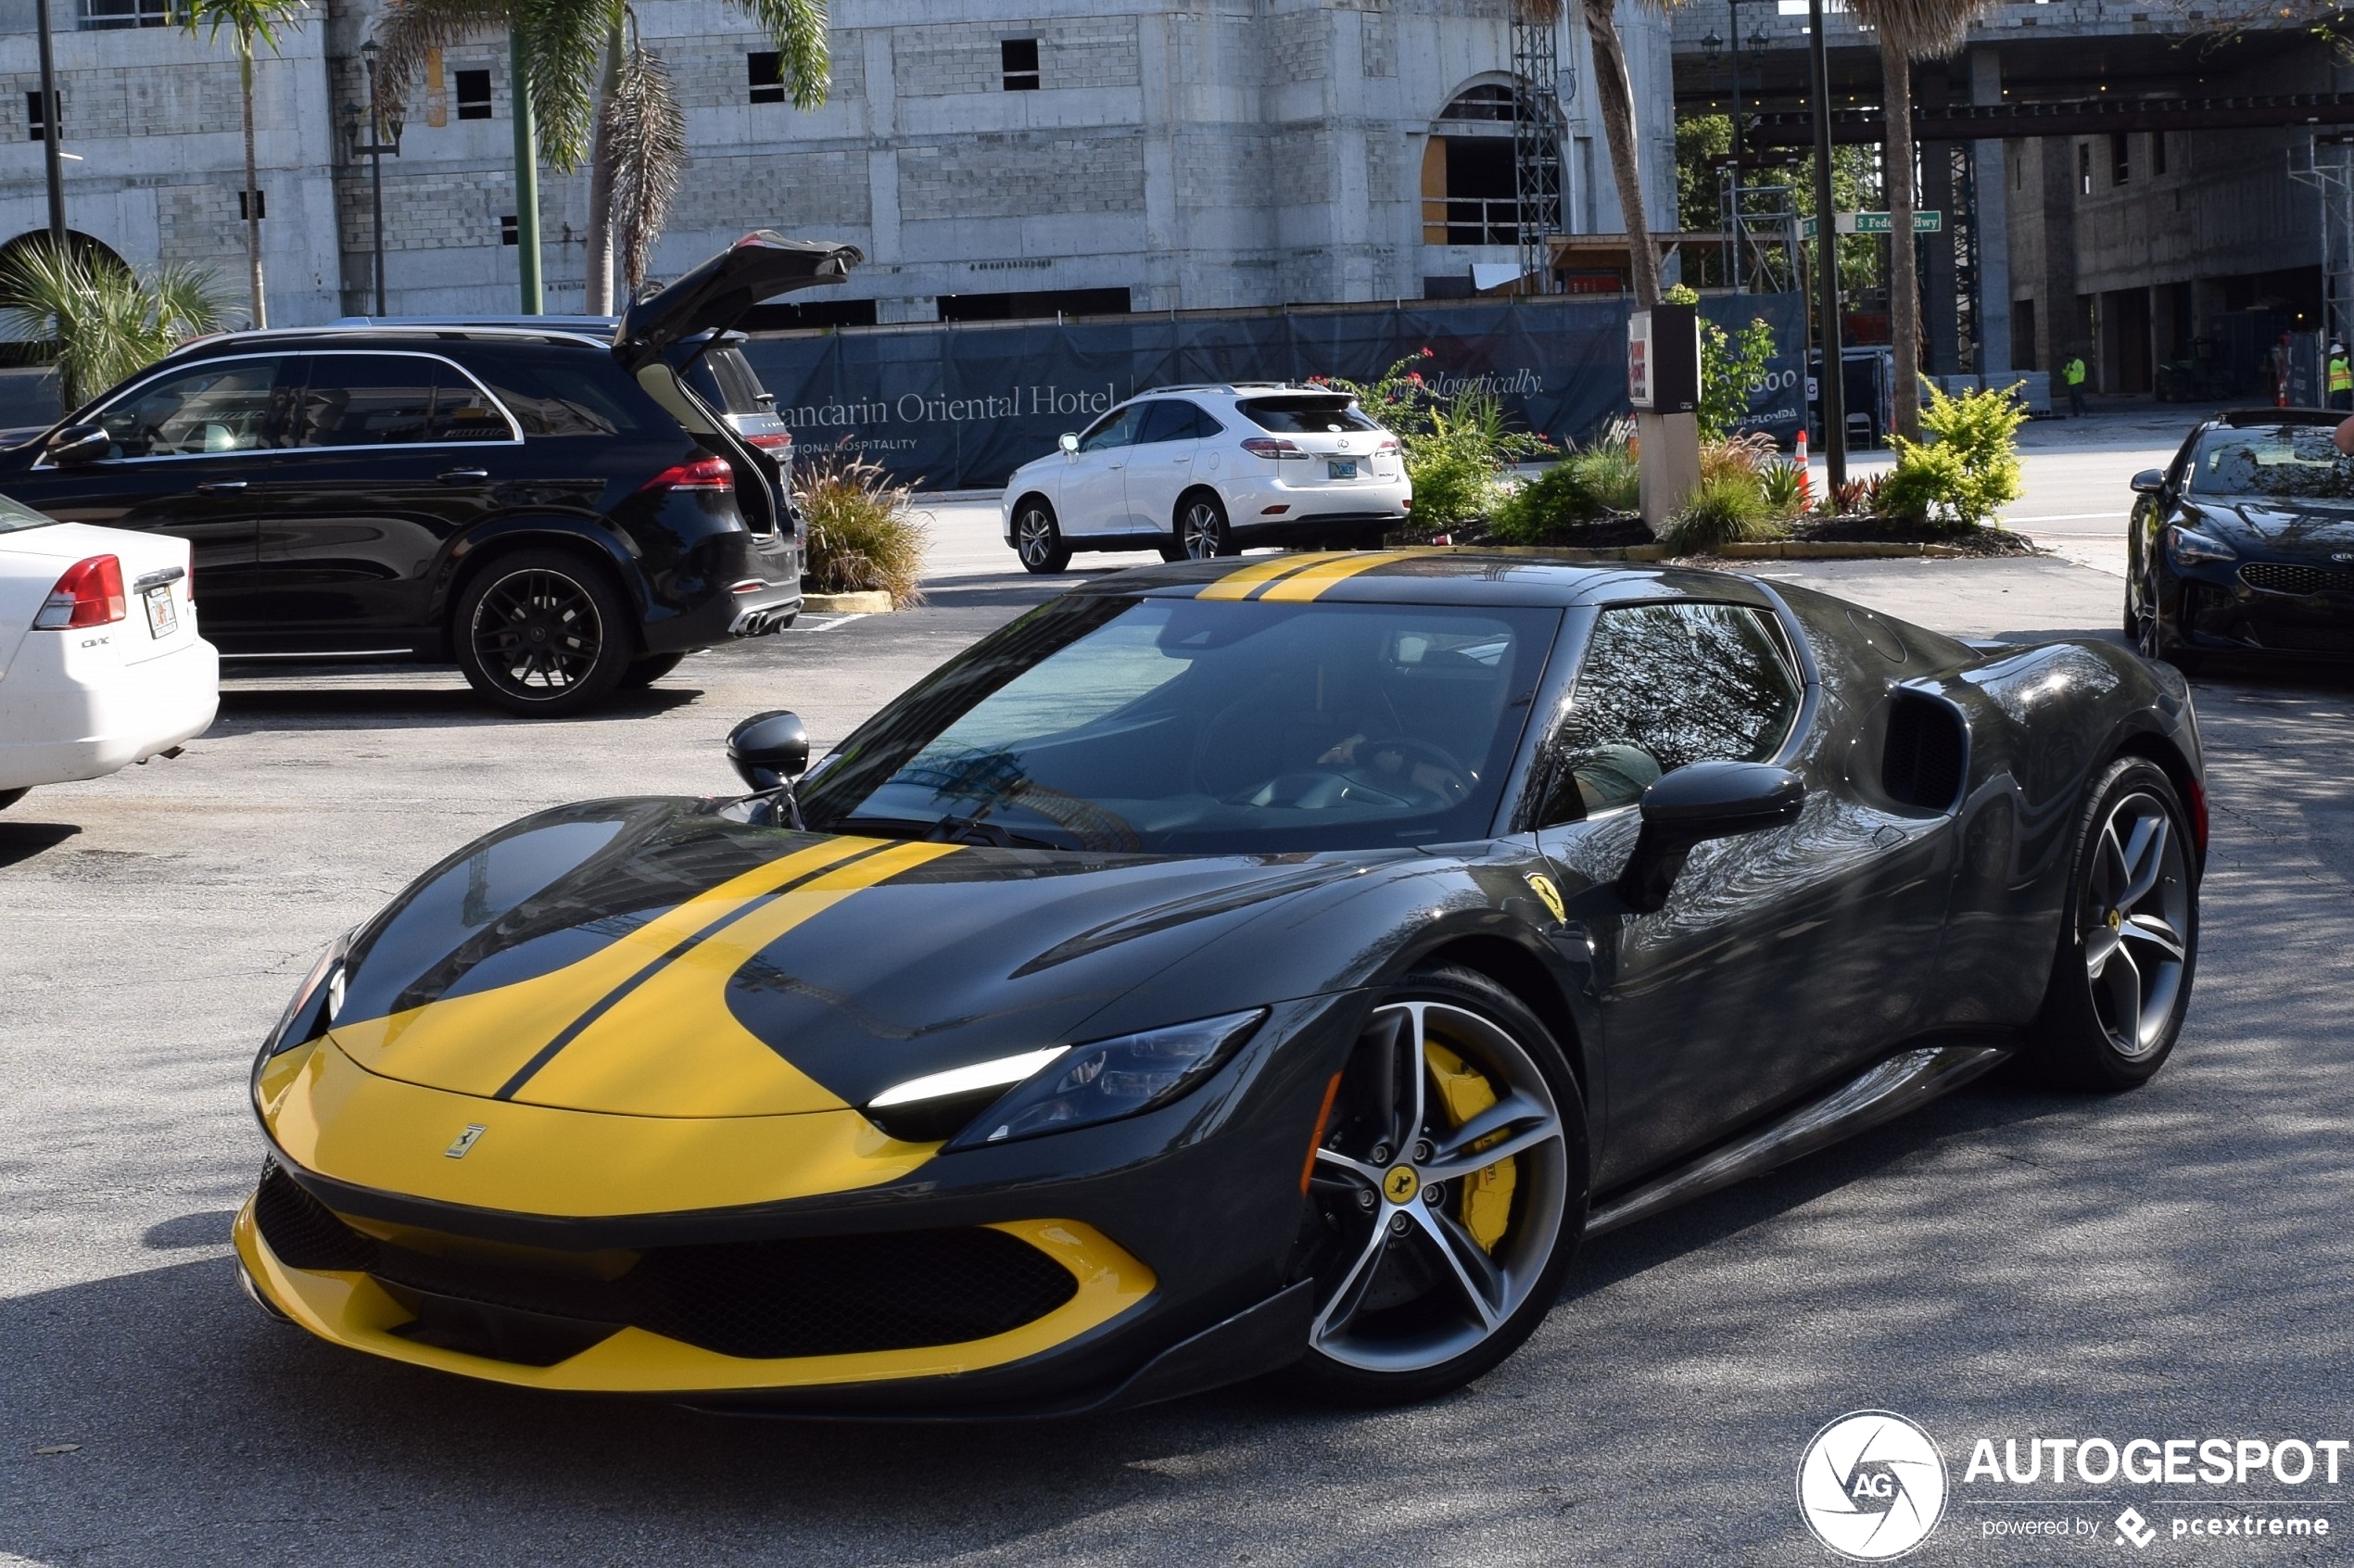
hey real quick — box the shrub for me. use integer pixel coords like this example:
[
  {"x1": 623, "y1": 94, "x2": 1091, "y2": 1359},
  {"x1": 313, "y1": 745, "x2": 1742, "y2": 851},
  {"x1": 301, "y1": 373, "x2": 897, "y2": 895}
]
[
  {"x1": 1489, "y1": 461, "x2": 1600, "y2": 542},
  {"x1": 1315, "y1": 354, "x2": 1554, "y2": 530},
  {"x1": 1572, "y1": 436, "x2": 1640, "y2": 512},
  {"x1": 1662, "y1": 471, "x2": 1787, "y2": 555},
  {"x1": 1759, "y1": 459, "x2": 1806, "y2": 519},
  {"x1": 1879, "y1": 383, "x2": 2026, "y2": 527},
  {"x1": 797, "y1": 451, "x2": 928, "y2": 605},
  {"x1": 1700, "y1": 432, "x2": 1776, "y2": 488},
  {"x1": 0, "y1": 243, "x2": 226, "y2": 408}
]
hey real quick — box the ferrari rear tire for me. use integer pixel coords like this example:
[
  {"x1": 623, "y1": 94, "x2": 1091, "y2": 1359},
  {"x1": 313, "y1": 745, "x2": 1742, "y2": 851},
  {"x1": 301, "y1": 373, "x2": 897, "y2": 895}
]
[
  {"x1": 1289, "y1": 964, "x2": 1588, "y2": 1405},
  {"x1": 2021, "y1": 756, "x2": 2198, "y2": 1090}
]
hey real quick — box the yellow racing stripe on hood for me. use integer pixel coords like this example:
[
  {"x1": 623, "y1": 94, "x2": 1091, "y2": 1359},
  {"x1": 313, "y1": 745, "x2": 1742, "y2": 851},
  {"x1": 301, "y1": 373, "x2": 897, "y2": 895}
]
[
  {"x1": 1253, "y1": 550, "x2": 1427, "y2": 601},
  {"x1": 1192, "y1": 552, "x2": 1340, "y2": 600},
  {"x1": 508, "y1": 841, "x2": 963, "y2": 1116},
  {"x1": 332, "y1": 836, "x2": 886, "y2": 1100}
]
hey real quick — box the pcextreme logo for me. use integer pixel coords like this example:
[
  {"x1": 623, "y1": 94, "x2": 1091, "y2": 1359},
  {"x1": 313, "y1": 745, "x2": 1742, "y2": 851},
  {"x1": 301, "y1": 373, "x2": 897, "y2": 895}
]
[{"x1": 1797, "y1": 1410, "x2": 1950, "y2": 1561}]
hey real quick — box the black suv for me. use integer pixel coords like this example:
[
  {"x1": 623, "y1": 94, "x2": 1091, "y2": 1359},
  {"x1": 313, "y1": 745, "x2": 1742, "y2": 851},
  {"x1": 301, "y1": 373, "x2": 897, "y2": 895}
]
[{"x1": 0, "y1": 233, "x2": 856, "y2": 715}]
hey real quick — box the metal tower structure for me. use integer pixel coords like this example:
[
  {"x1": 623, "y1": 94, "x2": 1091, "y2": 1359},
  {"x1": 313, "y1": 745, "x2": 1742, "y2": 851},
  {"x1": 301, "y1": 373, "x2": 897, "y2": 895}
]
[
  {"x1": 2290, "y1": 135, "x2": 2354, "y2": 347},
  {"x1": 1510, "y1": 6, "x2": 1566, "y2": 293},
  {"x1": 1717, "y1": 168, "x2": 1802, "y2": 295}
]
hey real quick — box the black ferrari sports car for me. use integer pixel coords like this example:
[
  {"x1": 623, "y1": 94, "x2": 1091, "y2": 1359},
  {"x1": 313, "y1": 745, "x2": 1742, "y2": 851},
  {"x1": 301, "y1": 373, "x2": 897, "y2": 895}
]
[
  {"x1": 2129, "y1": 409, "x2": 2354, "y2": 668},
  {"x1": 239, "y1": 550, "x2": 2207, "y2": 1413}
]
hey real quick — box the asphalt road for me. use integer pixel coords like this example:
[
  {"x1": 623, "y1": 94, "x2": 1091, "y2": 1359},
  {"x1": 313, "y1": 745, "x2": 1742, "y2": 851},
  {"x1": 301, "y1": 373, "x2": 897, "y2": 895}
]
[{"x1": 4, "y1": 525, "x2": 2351, "y2": 1565}]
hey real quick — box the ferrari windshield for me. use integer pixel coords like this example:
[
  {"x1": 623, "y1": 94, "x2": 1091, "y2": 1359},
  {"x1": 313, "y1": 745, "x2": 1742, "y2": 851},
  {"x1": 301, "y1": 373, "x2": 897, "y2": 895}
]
[
  {"x1": 2186, "y1": 424, "x2": 2354, "y2": 501},
  {"x1": 800, "y1": 595, "x2": 1559, "y2": 853}
]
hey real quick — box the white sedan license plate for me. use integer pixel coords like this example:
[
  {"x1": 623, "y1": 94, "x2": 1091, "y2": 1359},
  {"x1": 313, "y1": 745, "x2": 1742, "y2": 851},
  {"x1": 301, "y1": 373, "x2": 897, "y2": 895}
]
[
  {"x1": 144, "y1": 585, "x2": 177, "y2": 639},
  {"x1": 1328, "y1": 459, "x2": 1358, "y2": 479}
]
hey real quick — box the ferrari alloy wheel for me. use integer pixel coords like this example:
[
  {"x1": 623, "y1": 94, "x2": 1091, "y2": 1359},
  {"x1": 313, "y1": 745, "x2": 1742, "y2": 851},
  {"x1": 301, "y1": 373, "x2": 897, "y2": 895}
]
[
  {"x1": 1014, "y1": 500, "x2": 1070, "y2": 574},
  {"x1": 1174, "y1": 494, "x2": 1234, "y2": 561},
  {"x1": 2025, "y1": 757, "x2": 2198, "y2": 1089},
  {"x1": 1293, "y1": 965, "x2": 1586, "y2": 1403},
  {"x1": 454, "y1": 550, "x2": 634, "y2": 717}
]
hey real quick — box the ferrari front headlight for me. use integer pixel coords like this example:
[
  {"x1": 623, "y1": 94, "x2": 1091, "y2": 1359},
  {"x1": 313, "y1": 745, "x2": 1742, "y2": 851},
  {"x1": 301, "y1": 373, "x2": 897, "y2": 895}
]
[
  {"x1": 260, "y1": 929, "x2": 351, "y2": 1062},
  {"x1": 943, "y1": 1010, "x2": 1267, "y2": 1150}
]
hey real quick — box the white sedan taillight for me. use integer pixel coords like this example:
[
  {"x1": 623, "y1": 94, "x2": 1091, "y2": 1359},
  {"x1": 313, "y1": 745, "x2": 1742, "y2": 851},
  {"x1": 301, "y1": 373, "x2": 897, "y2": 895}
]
[{"x1": 33, "y1": 554, "x2": 126, "y2": 629}]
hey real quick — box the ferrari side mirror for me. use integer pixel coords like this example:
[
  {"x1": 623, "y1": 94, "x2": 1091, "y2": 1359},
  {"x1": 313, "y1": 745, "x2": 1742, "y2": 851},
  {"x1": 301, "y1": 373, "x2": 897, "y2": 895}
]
[
  {"x1": 728, "y1": 709, "x2": 808, "y2": 791},
  {"x1": 2130, "y1": 469, "x2": 2167, "y2": 496},
  {"x1": 1058, "y1": 432, "x2": 1080, "y2": 456},
  {"x1": 1615, "y1": 761, "x2": 1806, "y2": 914},
  {"x1": 46, "y1": 424, "x2": 108, "y2": 466}
]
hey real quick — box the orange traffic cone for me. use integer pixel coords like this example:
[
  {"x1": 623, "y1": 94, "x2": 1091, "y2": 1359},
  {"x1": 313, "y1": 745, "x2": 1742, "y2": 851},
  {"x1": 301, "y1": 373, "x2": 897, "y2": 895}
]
[{"x1": 1794, "y1": 428, "x2": 1814, "y2": 507}]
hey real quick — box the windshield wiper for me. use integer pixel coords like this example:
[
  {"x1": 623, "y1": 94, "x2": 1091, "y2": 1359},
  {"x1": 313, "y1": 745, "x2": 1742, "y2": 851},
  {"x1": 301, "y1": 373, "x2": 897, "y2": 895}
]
[{"x1": 827, "y1": 813, "x2": 1072, "y2": 851}]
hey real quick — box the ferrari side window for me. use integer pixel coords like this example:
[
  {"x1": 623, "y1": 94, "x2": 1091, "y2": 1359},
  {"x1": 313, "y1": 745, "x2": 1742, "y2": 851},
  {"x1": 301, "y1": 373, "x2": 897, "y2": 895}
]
[{"x1": 1538, "y1": 602, "x2": 1802, "y2": 823}]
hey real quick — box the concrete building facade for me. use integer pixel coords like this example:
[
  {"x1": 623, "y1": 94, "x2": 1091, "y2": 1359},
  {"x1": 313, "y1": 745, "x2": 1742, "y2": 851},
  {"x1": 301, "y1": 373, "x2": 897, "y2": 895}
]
[{"x1": 0, "y1": 0, "x2": 1681, "y2": 332}]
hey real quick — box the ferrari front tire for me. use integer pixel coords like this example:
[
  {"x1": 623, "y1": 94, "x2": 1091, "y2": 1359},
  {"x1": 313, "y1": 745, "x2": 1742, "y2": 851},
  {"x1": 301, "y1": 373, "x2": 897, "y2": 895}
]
[
  {"x1": 1290, "y1": 964, "x2": 1588, "y2": 1405},
  {"x1": 2022, "y1": 756, "x2": 2198, "y2": 1090}
]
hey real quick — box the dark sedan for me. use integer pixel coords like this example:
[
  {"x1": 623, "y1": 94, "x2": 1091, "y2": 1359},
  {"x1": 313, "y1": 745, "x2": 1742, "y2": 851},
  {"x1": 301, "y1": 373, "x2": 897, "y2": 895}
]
[
  {"x1": 0, "y1": 233, "x2": 856, "y2": 716},
  {"x1": 2129, "y1": 409, "x2": 2354, "y2": 670},
  {"x1": 237, "y1": 551, "x2": 2206, "y2": 1414}
]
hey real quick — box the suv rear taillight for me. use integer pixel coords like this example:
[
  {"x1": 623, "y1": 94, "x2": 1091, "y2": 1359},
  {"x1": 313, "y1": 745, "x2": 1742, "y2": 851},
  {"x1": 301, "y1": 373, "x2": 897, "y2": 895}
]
[
  {"x1": 640, "y1": 456, "x2": 734, "y2": 494},
  {"x1": 1376, "y1": 437, "x2": 1401, "y2": 455},
  {"x1": 746, "y1": 433, "x2": 794, "y2": 453},
  {"x1": 33, "y1": 554, "x2": 126, "y2": 629},
  {"x1": 1241, "y1": 437, "x2": 1305, "y2": 460}
]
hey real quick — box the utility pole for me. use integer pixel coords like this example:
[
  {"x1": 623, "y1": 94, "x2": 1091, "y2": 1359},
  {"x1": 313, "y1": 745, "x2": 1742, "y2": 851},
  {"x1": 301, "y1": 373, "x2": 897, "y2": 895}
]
[
  {"x1": 32, "y1": 0, "x2": 66, "y2": 249},
  {"x1": 1807, "y1": 0, "x2": 1847, "y2": 493},
  {"x1": 510, "y1": 28, "x2": 542, "y2": 313}
]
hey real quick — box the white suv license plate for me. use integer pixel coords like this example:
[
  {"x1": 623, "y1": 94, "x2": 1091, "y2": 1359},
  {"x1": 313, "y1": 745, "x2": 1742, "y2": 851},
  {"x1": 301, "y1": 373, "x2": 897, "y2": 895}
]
[
  {"x1": 1328, "y1": 459, "x2": 1358, "y2": 479},
  {"x1": 144, "y1": 585, "x2": 177, "y2": 639}
]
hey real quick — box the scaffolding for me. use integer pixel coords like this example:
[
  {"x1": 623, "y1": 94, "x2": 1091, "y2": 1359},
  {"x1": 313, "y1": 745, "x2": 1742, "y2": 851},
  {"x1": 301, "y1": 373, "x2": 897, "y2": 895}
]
[
  {"x1": 1716, "y1": 169, "x2": 1803, "y2": 295},
  {"x1": 1510, "y1": 6, "x2": 1566, "y2": 293},
  {"x1": 2289, "y1": 135, "x2": 2354, "y2": 347}
]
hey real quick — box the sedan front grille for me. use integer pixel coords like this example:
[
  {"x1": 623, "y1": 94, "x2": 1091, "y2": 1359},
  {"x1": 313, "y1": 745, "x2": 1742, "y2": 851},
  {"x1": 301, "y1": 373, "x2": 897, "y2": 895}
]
[
  {"x1": 2240, "y1": 561, "x2": 2354, "y2": 596},
  {"x1": 251, "y1": 1163, "x2": 1078, "y2": 1365}
]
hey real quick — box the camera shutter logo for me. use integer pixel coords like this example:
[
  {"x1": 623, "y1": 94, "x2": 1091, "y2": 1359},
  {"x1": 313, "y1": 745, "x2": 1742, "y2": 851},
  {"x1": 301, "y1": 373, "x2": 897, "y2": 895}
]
[{"x1": 1796, "y1": 1410, "x2": 1948, "y2": 1560}]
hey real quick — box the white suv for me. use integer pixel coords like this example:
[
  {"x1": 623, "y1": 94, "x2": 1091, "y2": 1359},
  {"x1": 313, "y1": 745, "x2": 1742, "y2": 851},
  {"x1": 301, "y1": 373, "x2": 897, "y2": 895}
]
[{"x1": 1000, "y1": 384, "x2": 1412, "y2": 573}]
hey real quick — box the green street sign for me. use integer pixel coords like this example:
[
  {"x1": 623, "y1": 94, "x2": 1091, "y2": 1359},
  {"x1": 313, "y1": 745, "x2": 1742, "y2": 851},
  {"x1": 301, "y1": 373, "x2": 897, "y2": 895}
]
[{"x1": 1799, "y1": 211, "x2": 1944, "y2": 238}]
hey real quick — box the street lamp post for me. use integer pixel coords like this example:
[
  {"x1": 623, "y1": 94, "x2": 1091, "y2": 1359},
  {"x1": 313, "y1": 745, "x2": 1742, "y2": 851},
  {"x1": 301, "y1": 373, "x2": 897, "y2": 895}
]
[
  {"x1": 344, "y1": 42, "x2": 404, "y2": 317},
  {"x1": 1807, "y1": 0, "x2": 1847, "y2": 491},
  {"x1": 32, "y1": 0, "x2": 66, "y2": 249}
]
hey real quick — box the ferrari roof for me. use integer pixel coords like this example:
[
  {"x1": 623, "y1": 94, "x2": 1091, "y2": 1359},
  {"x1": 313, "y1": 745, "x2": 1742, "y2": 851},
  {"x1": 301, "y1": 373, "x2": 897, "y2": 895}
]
[{"x1": 1073, "y1": 550, "x2": 1774, "y2": 611}]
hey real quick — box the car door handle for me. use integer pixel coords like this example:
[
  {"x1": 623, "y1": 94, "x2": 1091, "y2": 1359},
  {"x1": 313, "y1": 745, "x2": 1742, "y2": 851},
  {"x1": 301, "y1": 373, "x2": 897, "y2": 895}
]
[
  {"x1": 438, "y1": 468, "x2": 490, "y2": 484},
  {"x1": 194, "y1": 479, "x2": 247, "y2": 493}
]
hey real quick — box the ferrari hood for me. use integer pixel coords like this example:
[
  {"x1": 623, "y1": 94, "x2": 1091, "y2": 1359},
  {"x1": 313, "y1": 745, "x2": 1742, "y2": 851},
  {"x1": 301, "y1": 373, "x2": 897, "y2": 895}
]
[
  {"x1": 323, "y1": 799, "x2": 1369, "y2": 1121},
  {"x1": 2190, "y1": 499, "x2": 2354, "y2": 554}
]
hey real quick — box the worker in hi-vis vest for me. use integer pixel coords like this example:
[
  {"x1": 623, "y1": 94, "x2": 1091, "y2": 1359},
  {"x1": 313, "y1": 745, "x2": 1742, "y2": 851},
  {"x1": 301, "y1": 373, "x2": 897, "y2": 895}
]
[
  {"x1": 2329, "y1": 342, "x2": 2352, "y2": 411},
  {"x1": 2062, "y1": 355, "x2": 2088, "y2": 418}
]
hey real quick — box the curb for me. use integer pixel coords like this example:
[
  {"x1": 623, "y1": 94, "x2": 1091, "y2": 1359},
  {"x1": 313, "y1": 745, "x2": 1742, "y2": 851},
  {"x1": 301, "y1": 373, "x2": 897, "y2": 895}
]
[
  {"x1": 1712, "y1": 541, "x2": 1972, "y2": 560},
  {"x1": 801, "y1": 590, "x2": 896, "y2": 613}
]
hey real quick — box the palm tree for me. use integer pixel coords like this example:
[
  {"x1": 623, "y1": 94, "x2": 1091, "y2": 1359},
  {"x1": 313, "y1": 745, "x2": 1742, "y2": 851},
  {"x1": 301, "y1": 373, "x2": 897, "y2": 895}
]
[
  {"x1": 1844, "y1": 0, "x2": 1991, "y2": 440},
  {"x1": 1572, "y1": 0, "x2": 1669, "y2": 307},
  {"x1": 376, "y1": 0, "x2": 828, "y2": 311},
  {"x1": 0, "y1": 245, "x2": 226, "y2": 407},
  {"x1": 181, "y1": 0, "x2": 310, "y2": 330}
]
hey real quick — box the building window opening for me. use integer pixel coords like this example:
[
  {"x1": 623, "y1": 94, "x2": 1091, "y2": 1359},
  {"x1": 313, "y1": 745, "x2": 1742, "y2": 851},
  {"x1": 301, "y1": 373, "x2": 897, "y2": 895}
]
[
  {"x1": 78, "y1": 0, "x2": 170, "y2": 29},
  {"x1": 500, "y1": 214, "x2": 519, "y2": 246},
  {"x1": 1424, "y1": 135, "x2": 1518, "y2": 246},
  {"x1": 2151, "y1": 131, "x2": 2167, "y2": 176},
  {"x1": 25, "y1": 91, "x2": 55, "y2": 142},
  {"x1": 939, "y1": 285, "x2": 1128, "y2": 322},
  {"x1": 748, "y1": 51, "x2": 784, "y2": 104},
  {"x1": 2078, "y1": 142, "x2": 2092, "y2": 196},
  {"x1": 1002, "y1": 38, "x2": 1040, "y2": 91},
  {"x1": 455, "y1": 70, "x2": 492, "y2": 120},
  {"x1": 236, "y1": 188, "x2": 265, "y2": 221},
  {"x1": 2110, "y1": 131, "x2": 2129, "y2": 185}
]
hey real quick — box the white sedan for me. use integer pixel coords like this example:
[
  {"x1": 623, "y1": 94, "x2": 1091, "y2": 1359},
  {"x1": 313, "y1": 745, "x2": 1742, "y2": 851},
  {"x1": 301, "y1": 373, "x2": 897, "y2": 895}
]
[
  {"x1": 0, "y1": 495, "x2": 218, "y2": 812},
  {"x1": 1001, "y1": 384, "x2": 1413, "y2": 573}
]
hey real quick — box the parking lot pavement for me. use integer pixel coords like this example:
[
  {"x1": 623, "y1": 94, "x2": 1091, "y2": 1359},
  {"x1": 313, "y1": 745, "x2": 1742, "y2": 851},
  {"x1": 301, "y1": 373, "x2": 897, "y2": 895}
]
[{"x1": 4, "y1": 550, "x2": 2350, "y2": 1567}]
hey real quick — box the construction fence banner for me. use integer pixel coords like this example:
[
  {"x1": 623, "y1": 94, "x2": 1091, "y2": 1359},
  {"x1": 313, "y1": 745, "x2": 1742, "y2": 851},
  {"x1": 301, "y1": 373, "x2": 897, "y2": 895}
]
[{"x1": 739, "y1": 293, "x2": 1807, "y2": 491}]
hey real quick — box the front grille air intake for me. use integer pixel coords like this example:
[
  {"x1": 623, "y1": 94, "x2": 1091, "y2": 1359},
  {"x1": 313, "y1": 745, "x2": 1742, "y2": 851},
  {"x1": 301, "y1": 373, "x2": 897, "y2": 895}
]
[{"x1": 250, "y1": 1164, "x2": 1079, "y2": 1365}]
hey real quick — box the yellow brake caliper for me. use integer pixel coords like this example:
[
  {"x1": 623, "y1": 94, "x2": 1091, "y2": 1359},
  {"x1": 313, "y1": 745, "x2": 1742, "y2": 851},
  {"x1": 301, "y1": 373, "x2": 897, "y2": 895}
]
[{"x1": 1424, "y1": 1040, "x2": 1516, "y2": 1253}]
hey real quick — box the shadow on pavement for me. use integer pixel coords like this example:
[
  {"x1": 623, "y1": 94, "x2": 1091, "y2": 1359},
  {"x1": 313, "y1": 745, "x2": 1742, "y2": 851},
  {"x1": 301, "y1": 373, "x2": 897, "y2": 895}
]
[
  {"x1": 214, "y1": 686, "x2": 706, "y2": 729},
  {"x1": 0, "y1": 819, "x2": 81, "y2": 867}
]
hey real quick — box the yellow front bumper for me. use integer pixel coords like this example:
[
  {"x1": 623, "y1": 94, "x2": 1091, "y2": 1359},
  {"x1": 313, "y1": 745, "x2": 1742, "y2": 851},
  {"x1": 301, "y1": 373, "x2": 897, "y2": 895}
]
[{"x1": 234, "y1": 1198, "x2": 1156, "y2": 1395}]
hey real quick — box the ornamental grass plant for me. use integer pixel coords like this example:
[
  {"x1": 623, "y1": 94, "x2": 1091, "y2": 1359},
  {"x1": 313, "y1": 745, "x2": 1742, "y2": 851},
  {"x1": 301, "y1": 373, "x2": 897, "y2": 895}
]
[{"x1": 797, "y1": 451, "x2": 929, "y2": 606}]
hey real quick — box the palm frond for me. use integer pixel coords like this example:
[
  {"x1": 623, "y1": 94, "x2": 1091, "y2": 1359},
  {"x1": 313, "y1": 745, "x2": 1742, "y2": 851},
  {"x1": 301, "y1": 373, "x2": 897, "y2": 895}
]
[
  {"x1": 1843, "y1": 0, "x2": 1986, "y2": 57},
  {"x1": 179, "y1": 0, "x2": 310, "y2": 57},
  {"x1": 607, "y1": 30, "x2": 686, "y2": 292},
  {"x1": 0, "y1": 245, "x2": 230, "y2": 407},
  {"x1": 729, "y1": 0, "x2": 829, "y2": 108},
  {"x1": 519, "y1": 0, "x2": 620, "y2": 171}
]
